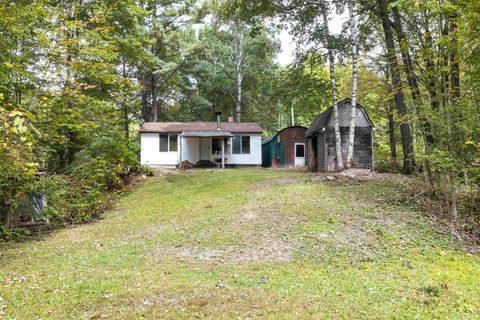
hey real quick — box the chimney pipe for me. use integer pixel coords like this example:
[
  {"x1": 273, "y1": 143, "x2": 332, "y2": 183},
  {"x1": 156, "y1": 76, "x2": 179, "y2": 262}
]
[{"x1": 216, "y1": 112, "x2": 221, "y2": 130}]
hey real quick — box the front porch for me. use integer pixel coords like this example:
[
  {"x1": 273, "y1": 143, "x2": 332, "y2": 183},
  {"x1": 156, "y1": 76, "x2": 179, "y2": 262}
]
[{"x1": 180, "y1": 131, "x2": 232, "y2": 168}]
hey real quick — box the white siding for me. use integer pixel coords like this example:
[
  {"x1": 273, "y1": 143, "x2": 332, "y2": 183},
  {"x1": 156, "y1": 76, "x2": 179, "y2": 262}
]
[
  {"x1": 140, "y1": 133, "x2": 180, "y2": 167},
  {"x1": 227, "y1": 135, "x2": 262, "y2": 165},
  {"x1": 181, "y1": 137, "x2": 200, "y2": 163},
  {"x1": 141, "y1": 133, "x2": 262, "y2": 167}
]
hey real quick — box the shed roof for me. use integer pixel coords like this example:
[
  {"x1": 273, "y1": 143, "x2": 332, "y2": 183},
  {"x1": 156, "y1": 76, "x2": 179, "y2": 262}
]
[
  {"x1": 305, "y1": 98, "x2": 374, "y2": 137},
  {"x1": 140, "y1": 122, "x2": 263, "y2": 134},
  {"x1": 262, "y1": 126, "x2": 308, "y2": 145}
]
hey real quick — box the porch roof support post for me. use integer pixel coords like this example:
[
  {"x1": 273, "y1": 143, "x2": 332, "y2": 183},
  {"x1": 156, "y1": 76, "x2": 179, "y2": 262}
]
[
  {"x1": 221, "y1": 138, "x2": 225, "y2": 169},
  {"x1": 178, "y1": 135, "x2": 182, "y2": 167}
]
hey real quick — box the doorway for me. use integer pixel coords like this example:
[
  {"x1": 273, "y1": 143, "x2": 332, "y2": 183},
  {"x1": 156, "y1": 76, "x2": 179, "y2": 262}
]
[
  {"x1": 199, "y1": 138, "x2": 210, "y2": 160},
  {"x1": 294, "y1": 143, "x2": 305, "y2": 167}
]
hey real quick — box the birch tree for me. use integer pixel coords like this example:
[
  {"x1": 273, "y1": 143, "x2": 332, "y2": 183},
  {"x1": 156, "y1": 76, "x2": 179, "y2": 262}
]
[
  {"x1": 234, "y1": 25, "x2": 245, "y2": 122},
  {"x1": 346, "y1": 0, "x2": 358, "y2": 168},
  {"x1": 322, "y1": 9, "x2": 344, "y2": 171}
]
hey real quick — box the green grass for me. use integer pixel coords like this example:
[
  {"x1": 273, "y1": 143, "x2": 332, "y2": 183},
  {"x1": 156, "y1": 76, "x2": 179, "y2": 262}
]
[{"x1": 1, "y1": 169, "x2": 480, "y2": 319}]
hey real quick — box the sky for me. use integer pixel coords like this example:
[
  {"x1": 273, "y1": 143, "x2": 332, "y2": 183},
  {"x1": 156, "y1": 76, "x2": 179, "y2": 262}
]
[{"x1": 276, "y1": 11, "x2": 350, "y2": 66}]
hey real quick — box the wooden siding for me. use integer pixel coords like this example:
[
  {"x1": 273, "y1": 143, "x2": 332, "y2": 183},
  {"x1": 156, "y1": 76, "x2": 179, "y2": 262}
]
[
  {"x1": 325, "y1": 127, "x2": 372, "y2": 170},
  {"x1": 277, "y1": 127, "x2": 307, "y2": 167},
  {"x1": 262, "y1": 126, "x2": 307, "y2": 168},
  {"x1": 307, "y1": 137, "x2": 316, "y2": 172},
  {"x1": 317, "y1": 133, "x2": 326, "y2": 172},
  {"x1": 306, "y1": 100, "x2": 374, "y2": 172},
  {"x1": 326, "y1": 102, "x2": 371, "y2": 127}
]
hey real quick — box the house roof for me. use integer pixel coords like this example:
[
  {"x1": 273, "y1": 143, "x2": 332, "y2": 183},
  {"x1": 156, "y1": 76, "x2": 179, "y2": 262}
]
[
  {"x1": 181, "y1": 131, "x2": 234, "y2": 138},
  {"x1": 262, "y1": 126, "x2": 308, "y2": 145},
  {"x1": 140, "y1": 122, "x2": 263, "y2": 134},
  {"x1": 305, "y1": 98, "x2": 374, "y2": 137}
]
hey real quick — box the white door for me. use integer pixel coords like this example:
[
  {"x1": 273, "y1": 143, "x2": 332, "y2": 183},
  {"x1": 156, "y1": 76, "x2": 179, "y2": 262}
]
[
  {"x1": 199, "y1": 138, "x2": 210, "y2": 160},
  {"x1": 294, "y1": 143, "x2": 305, "y2": 167}
]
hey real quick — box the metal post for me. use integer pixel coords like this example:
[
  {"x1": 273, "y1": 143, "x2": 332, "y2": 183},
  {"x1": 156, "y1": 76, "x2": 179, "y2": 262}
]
[
  {"x1": 371, "y1": 128, "x2": 375, "y2": 172},
  {"x1": 291, "y1": 107, "x2": 295, "y2": 126},
  {"x1": 179, "y1": 135, "x2": 182, "y2": 167}
]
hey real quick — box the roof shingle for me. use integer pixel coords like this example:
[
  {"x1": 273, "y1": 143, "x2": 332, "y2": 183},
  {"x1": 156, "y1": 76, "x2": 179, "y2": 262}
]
[{"x1": 139, "y1": 122, "x2": 263, "y2": 134}]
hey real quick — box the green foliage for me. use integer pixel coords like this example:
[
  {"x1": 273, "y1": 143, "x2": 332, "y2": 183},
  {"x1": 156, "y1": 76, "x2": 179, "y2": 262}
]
[{"x1": 0, "y1": 0, "x2": 144, "y2": 231}]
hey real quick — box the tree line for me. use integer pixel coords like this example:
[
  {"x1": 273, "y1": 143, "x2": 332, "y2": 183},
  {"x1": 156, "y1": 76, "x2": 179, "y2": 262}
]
[
  {"x1": 1, "y1": 0, "x2": 478, "y2": 239},
  {"x1": 0, "y1": 0, "x2": 330, "y2": 236},
  {"x1": 227, "y1": 0, "x2": 479, "y2": 235}
]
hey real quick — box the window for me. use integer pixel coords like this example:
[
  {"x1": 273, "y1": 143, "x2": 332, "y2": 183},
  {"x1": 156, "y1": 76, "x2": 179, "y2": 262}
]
[
  {"x1": 242, "y1": 136, "x2": 250, "y2": 154},
  {"x1": 159, "y1": 133, "x2": 178, "y2": 152},
  {"x1": 295, "y1": 144, "x2": 305, "y2": 157},
  {"x1": 169, "y1": 134, "x2": 178, "y2": 152},
  {"x1": 159, "y1": 134, "x2": 169, "y2": 152},
  {"x1": 232, "y1": 136, "x2": 250, "y2": 154}
]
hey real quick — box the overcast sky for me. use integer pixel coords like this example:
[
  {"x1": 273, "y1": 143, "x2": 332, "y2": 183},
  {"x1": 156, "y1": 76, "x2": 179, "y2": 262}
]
[{"x1": 276, "y1": 11, "x2": 349, "y2": 66}]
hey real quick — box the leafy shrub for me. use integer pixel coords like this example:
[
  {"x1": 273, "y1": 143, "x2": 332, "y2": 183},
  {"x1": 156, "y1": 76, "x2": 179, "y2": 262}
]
[
  {"x1": 27, "y1": 136, "x2": 140, "y2": 226},
  {"x1": 133, "y1": 165, "x2": 155, "y2": 177},
  {"x1": 0, "y1": 226, "x2": 30, "y2": 241},
  {"x1": 375, "y1": 160, "x2": 401, "y2": 173}
]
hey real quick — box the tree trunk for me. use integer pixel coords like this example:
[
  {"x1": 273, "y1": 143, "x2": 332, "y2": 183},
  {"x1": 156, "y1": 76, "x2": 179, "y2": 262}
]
[
  {"x1": 422, "y1": 14, "x2": 439, "y2": 143},
  {"x1": 122, "y1": 60, "x2": 129, "y2": 141},
  {"x1": 346, "y1": 0, "x2": 358, "y2": 168},
  {"x1": 322, "y1": 10, "x2": 344, "y2": 171},
  {"x1": 385, "y1": 79, "x2": 397, "y2": 161},
  {"x1": 4, "y1": 198, "x2": 14, "y2": 228},
  {"x1": 392, "y1": 7, "x2": 436, "y2": 186},
  {"x1": 150, "y1": 1, "x2": 158, "y2": 122},
  {"x1": 391, "y1": 7, "x2": 421, "y2": 103},
  {"x1": 151, "y1": 73, "x2": 158, "y2": 122},
  {"x1": 449, "y1": 20, "x2": 460, "y2": 100},
  {"x1": 141, "y1": 71, "x2": 149, "y2": 121},
  {"x1": 235, "y1": 28, "x2": 244, "y2": 123},
  {"x1": 448, "y1": 3, "x2": 460, "y2": 222},
  {"x1": 378, "y1": 0, "x2": 415, "y2": 174}
]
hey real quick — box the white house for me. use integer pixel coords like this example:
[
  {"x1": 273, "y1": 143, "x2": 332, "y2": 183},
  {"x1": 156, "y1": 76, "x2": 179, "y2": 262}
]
[{"x1": 140, "y1": 119, "x2": 263, "y2": 168}]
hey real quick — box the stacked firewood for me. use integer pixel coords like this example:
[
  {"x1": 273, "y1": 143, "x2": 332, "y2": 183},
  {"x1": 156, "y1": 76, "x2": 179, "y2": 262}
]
[{"x1": 180, "y1": 160, "x2": 195, "y2": 170}]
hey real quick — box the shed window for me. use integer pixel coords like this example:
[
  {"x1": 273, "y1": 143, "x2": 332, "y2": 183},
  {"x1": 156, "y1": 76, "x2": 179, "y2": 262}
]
[
  {"x1": 159, "y1": 133, "x2": 178, "y2": 152},
  {"x1": 296, "y1": 144, "x2": 305, "y2": 157},
  {"x1": 232, "y1": 136, "x2": 250, "y2": 154}
]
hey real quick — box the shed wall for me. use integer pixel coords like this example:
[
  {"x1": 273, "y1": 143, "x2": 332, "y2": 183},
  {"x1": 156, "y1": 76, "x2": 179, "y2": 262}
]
[
  {"x1": 325, "y1": 127, "x2": 372, "y2": 170},
  {"x1": 277, "y1": 127, "x2": 307, "y2": 167},
  {"x1": 326, "y1": 103, "x2": 371, "y2": 127},
  {"x1": 317, "y1": 133, "x2": 326, "y2": 172}
]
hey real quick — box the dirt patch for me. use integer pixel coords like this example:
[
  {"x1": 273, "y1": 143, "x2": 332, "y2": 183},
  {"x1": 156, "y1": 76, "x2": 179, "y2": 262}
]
[
  {"x1": 168, "y1": 238, "x2": 295, "y2": 264},
  {"x1": 254, "y1": 176, "x2": 303, "y2": 188},
  {"x1": 148, "y1": 176, "x2": 306, "y2": 265}
]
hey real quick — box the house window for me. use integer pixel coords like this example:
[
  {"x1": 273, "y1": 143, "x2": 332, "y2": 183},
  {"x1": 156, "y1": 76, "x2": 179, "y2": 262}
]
[
  {"x1": 232, "y1": 136, "x2": 250, "y2": 154},
  {"x1": 159, "y1": 134, "x2": 169, "y2": 152},
  {"x1": 159, "y1": 133, "x2": 178, "y2": 152},
  {"x1": 169, "y1": 134, "x2": 178, "y2": 152}
]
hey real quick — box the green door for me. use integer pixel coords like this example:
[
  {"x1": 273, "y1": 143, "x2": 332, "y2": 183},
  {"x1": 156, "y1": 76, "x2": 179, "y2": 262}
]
[{"x1": 279, "y1": 142, "x2": 285, "y2": 166}]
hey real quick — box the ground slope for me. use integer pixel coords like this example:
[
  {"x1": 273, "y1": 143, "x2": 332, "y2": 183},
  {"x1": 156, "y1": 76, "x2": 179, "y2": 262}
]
[{"x1": 1, "y1": 169, "x2": 479, "y2": 319}]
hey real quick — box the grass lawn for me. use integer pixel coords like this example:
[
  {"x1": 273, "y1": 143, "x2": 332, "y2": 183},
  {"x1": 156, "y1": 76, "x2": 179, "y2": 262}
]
[{"x1": 1, "y1": 168, "x2": 480, "y2": 319}]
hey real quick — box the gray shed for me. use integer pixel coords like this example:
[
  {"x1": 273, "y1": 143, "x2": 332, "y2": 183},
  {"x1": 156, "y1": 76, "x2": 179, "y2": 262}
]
[{"x1": 306, "y1": 98, "x2": 374, "y2": 172}]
